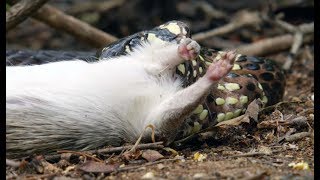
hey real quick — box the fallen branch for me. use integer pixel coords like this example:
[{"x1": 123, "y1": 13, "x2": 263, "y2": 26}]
[
  {"x1": 283, "y1": 132, "x2": 312, "y2": 142},
  {"x1": 282, "y1": 22, "x2": 314, "y2": 70},
  {"x1": 236, "y1": 33, "x2": 313, "y2": 56},
  {"x1": 116, "y1": 157, "x2": 182, "y2": 173},
  {"x1": 193, "y1": 11, "x2": 262, "y2": 41},
  {"x1": 33, "y1": 4, "x2": 118, "y2": 48},
  {"x1": 6, "y1": 0, "x2": 49, "y2": 32},
  {"x1": 228, "y1": 150, "x2": 282, "y2": 158},
  {"x1": 57, "y1": 150, "x2": 104, "y2": 163},
  {"x1": 263, "y1": 15, "x2": 314, "y2": 69},
  {"x1": 259, "y1": 101, "x2": 305, "y2": 113},
  {"x1": 44, "y1": 142, "x2": 163, "y2": 162},
  {"x1": 67, "y1": 0, "x2": 125, "y2": 14},
  {"x1": 6, "y1": 158, "x2": 21, "y2": 167},
  {"x1": 97, "y1": 142, "x2": 163, "y2": 154}
]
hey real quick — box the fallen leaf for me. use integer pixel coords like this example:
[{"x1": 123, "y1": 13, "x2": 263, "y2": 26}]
[
  {"x1": 257, "y1": 145, "x2": 272, "y2": 155},
  {"x1": 288, "y1": 161, "x2": 310, "y2": 170},
  {"x1": 215, "y1": 114, "x2": 249, "y2": 127},
  {"x1": 142, "y1": 150, "x2": 164, "y2": 162},
  {"x1": 78, "y1": 160, "x2": 119, "y2": 173},
  {"x1": 121, "y1": 149, "x2": 142, "y2": 161},
  {"x1": 162, "y1": 147, "x2": 179, "y2": 156},
  {"x1": 193, "y1": 152, "x2": 207, "y2": 162},
  {"x1": 215, "y1": 99, "x2": 261, "y2": 127},
  {"x1": 246, "y1": 99, "x2": 262, "y2": 121}
]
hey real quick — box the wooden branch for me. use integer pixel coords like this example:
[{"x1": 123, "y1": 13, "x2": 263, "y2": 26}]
[
  {"x1": 6, "y1": 0, "x2": 49, "y2": 32},
  {"x1": 6, "y1": 159, "x2": 21, "y2": 167},
  {"x1": 44, "y1": 142, "x2": 163, "y2": 162},
  {"x1": 193, "y1": 11, "x2": 262, "y2": 41},
  {"x1": 283, "y1": 132, "x2": 312, "y2": 142},
  {"x1": 33, "y1": 5, "x2": 118, "y2": 48},
  {"x1": 67, "y1": 0, "x2": 125, "y2": 14},
  {"x1": 236, "y1": 33, "x2": 314, "y2": 56},
  {"x1": 282, "y1": 22, "x2": 314, "y2": 70}
]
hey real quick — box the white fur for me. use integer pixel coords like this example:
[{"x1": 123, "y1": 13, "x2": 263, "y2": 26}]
[
  {"x1": 6, "y1": 41, "x2": 191, "y2": 157},
  {"x1": 6, "y1": 38, "x2": 217, "y2": 158}
]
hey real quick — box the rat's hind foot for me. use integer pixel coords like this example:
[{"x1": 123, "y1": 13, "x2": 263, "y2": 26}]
[{"x1": 178, "y1": 38, "x2": 200, "y2": 60}]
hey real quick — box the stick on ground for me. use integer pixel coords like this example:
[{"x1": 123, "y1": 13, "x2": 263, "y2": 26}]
[
  {"x1": 33, "y1": 4, "x2": 118, "y2": 48},
  {"x1": 6, "y1": 0, "x2": 49, "y2": 32}
]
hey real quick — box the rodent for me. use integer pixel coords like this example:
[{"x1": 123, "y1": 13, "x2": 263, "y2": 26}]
[{"x1": 6, "y1": 38, "x2": 236, "y2": 158}]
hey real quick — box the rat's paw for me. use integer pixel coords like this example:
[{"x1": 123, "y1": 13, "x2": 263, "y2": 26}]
[
  {"x1": 205, "y1": 50, "x2": 237, "y2": 81},
  {"x1": 178, "y1": 38, "x2": 200, "y2": 60}
]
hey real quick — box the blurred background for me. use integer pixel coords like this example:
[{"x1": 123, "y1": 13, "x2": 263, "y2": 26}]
[{"x1": 6, "y1": 0, "x2": 314, "y2": 52}]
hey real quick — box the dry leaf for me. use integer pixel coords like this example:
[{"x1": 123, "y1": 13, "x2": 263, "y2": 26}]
[
  {"x1": 162, "y1": 147, "x2": 179, "y2": 156},
  {"x1": 141, "y1": 150, "x2": 164, "y2": 162},
  {"x1": 288, "y1": 161, "x2": 310, "y2": 170},
  {"x1": 215, "y1": 99, "x2": 261, "y2": 127},
  {"x1": 78, "y1": 160, "x2": 119, "y2": 173},
  {"x1": 257, "y1": 145, "x2": 272, "y2": 155},
  {"x1": 246, "y1": 99, "x2": 261, "y2": 121},
  {"x1": 215, "y1": 114, "x2": 249, "y2": 127},
  {"x1": 122, "y1": 149, "x2": 142, "y2": 161},
  {"x1": 193, "y1": 152, "x2": 207, "y2": 162}
]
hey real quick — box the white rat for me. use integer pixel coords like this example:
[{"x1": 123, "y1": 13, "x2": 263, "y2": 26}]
[{"x1": 6, "y1": 38, "x2": 236, "y2": 158}]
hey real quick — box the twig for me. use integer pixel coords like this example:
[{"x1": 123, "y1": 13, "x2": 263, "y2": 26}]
[
  {"x1": 228, "y1": 150, "x2": 282, "y2": 158},
  {"x1": 57, "y1": 150, "x2": 103, "y2": 163},
  {"x1": 281, "y1": 22, "x2": 314, "y2": 70},
  {"x1": 23, "y1": 173, "x2": 58, "y2": 180},
  {"x1": 115, "y1": 157, "x2": 182, "y2": 173},
  {"x1": 67, "y1": 0, "x2": 125, "y2": 14},
  {"x1": 193, "y1": 11, "x2": 262, "y2": 41},
  {"x1": 264, "y1": 15, "x2": 314, "y2": 69},
  {"x1": 245, "y1": 171, "x2": 268, "y2": 180},
  {"x1": 96, "y1": 142, "x2": 163, "y2": 154},
  {"x1": 6, "y1": 159, "x2": 21, "y2": 167},
  {"x1": 284, "y1": 132, "x2": 311, "y2": 142},
  {"x1": 195, "y1": 1, "x2": 227, "y2": 19},
  {"x1": 237, "y1": 33, "x2": 313, "y2": 56},
  {"x1": 44, "y1": 142, "x2": 163, "y2": 162},
  {"x1": 6, "y1": 0, "x2": 49, "y2": 32},
  {"x1": 33, "y1": 4, "x2": 118, "y2": 48}
]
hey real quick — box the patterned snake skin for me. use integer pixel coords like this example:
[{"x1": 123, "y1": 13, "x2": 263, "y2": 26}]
[{"x1": 6, "y1": 21, "x2": 286, "y2": 140}]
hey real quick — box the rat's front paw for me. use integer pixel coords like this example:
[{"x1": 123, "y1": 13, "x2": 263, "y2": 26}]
[
  {"x1": 178, "y1": 38, "x2": 200, "y2": 60},
  {"x1": 205, "y1": 50, "x2": 236, "y2": 81}
]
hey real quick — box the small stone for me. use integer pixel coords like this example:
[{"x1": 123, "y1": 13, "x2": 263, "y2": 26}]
[
  {"x1": 309, "y1": 114, "x2": 314, "y2": 120},
  {"x1": 193, "y1": 173, "x2": 208, "y2": 179},
  {"x1": 157, "y1": 163, "x2": 166, "y2": 170},
  {"x1": 292, "y1": 97, "x2": 301, "y2": 102},
  {"x1": 141, "y1": 172, "x2": 155, "y2": 179}
]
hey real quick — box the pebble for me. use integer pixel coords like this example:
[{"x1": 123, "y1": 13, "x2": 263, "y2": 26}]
[
  {"x1": 141, "y1": 172, "x2": 155, "y2": 179},
  {"x1": 309, "y1": 113, "x2": 314, "y2": 121},
  {"x1": 157, "y1": 163, "x2": 166, "y2": 170},
  {"x1": 193, "y1": 173, "x2": 208, "y2": 179}
]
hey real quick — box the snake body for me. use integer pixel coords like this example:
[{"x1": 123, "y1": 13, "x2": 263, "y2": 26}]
[{"x1": 6, "y1": 21, "x2": 285, "y2": 141}]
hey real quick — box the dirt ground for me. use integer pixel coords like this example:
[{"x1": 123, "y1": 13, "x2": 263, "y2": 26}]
[{"x1": 6, "y1": 1, "x2": 314, "y2": 179}]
